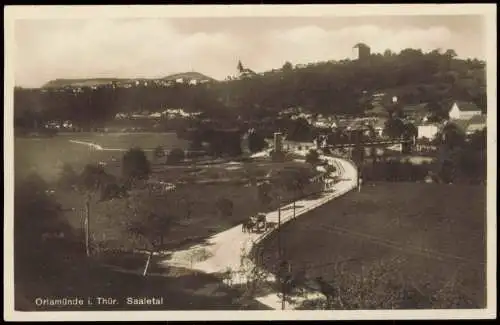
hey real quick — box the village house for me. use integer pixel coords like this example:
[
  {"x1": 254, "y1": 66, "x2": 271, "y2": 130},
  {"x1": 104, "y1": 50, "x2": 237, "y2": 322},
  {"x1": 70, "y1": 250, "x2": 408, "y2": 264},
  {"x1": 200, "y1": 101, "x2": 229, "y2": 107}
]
[
  {"x1": 149, "y1": 112, "x2": 162, "y2": 118},
  {"x1": 370, "y1": 92, "x2": 386, "y2": 107},
  {"x1": 313, "y1": 116, "x2": 334, "y2": 129},
  {"x1": 417, "y1": 123, "x2": 440, "y2": 140},
  {"x1": 448, "y1": 101, "x2": 482, "y2": 120},
  {"x1": 365, "y1": 104, "x2": 389, "y2": 118},
  {"x1": 401, "y1": 103, "x2": 429, "y2": 122}
]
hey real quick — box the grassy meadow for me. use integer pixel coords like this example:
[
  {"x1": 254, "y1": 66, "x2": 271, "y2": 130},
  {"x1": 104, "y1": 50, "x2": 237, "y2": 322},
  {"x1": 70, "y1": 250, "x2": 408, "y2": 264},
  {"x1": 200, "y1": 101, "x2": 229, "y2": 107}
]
[{"x1": 14, "y1": 132, "x2": 189, "y2": 181}]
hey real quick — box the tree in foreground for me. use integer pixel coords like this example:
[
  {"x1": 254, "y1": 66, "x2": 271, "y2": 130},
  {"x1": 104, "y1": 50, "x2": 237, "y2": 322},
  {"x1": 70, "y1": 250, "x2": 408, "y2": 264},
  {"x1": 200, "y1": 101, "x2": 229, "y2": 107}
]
[
  {"x1": 79, "y1": 163, "x2": 115, "y2": 193},
  {"x1": 383, "y1": 118, "x2": 406, "y2": 139},
  {"x1": 122, "y1": 147, "x2": 151, "y2": 181},
  {"x1": 127, "y1": 210, "x2": 174, "y2": 276},
  {"x1": 15, "y1": 173, "x2": 81, "y2": 286},
  {"x1": 247, "y1": 129, "x2": 268, "y2": 153},
  {"x1": 439, "y1": 123, "x2": 466, "y2": 150},
  {"x1": 124, "y1": 191, "x2": 183, "y2": 276},
  {"x1": 305, "y1": 149, "x2": 321, "y2": 166}
]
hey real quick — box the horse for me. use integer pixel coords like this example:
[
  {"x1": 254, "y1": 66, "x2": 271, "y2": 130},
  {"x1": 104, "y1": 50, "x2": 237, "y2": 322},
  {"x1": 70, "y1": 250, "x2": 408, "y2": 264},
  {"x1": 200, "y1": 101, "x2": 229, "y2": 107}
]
[{"x1": 242, "y1": 220, "x2": 254, "y2": 233}]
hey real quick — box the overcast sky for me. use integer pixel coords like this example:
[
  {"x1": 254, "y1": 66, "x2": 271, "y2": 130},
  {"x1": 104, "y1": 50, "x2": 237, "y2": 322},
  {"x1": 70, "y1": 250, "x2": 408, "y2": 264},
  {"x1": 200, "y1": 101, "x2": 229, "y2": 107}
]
[{"x1": 14, "y1": 15, "x2": 486, "y2": 88}]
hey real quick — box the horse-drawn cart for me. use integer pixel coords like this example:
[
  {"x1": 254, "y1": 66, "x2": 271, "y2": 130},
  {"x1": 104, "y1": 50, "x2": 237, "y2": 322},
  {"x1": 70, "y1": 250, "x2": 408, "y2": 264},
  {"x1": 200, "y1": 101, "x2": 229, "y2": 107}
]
[{"x1": 242, "y1": 213, "x2": 272, "y2": 233}]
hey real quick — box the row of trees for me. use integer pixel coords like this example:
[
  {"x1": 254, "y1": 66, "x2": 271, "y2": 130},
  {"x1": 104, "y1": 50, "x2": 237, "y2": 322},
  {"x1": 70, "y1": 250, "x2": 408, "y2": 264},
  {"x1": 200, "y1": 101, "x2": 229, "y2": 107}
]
[{"x1": 14, "y1": 48, "x2": 485, "y2": 132}]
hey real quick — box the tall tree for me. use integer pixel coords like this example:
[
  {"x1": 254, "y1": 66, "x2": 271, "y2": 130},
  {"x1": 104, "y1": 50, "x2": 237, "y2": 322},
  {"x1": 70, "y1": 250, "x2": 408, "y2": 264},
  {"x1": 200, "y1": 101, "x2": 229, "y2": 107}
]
[{"x1": 122, "y1": 147, "x2": 151, "y2": 182}]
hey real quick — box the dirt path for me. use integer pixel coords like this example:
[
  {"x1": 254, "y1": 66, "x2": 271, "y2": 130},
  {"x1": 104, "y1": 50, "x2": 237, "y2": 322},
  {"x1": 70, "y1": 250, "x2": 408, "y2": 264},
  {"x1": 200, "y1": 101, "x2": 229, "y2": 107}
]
[
  {"x1": 161, "y1": 149, "x2": 358, "y2": 310},
  {"x1": 68, "y1": 139, "x2": 154, "y2": 151}
]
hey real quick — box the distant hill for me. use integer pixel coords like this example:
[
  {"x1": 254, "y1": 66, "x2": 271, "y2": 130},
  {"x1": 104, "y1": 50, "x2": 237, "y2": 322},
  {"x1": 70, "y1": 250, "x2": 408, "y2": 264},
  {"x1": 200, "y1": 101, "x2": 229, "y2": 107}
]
[
  {"x1": 161, "y1": 72, "x2": 215, "y2": 82},
  {"x1": 43, "y1": 78, "x2": 129, "y2": 88},
  {"x1": 42, "y1": 72, "x2": 216, "y2": 88}
]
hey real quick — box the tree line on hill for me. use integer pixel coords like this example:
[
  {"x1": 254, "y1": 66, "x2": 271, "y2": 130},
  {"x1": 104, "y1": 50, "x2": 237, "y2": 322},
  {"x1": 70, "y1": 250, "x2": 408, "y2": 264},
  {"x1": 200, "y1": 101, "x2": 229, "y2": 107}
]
[{"x1": 14, "y1": 48, "x2": 485, "y2": 133}]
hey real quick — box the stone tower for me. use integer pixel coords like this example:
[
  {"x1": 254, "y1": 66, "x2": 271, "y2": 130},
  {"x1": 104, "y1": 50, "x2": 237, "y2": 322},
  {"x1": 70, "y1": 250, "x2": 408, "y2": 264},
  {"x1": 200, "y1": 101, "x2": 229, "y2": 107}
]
[
  {"x1": 273, "y1": 132, "x2": 283, "y2": 153},
  {"x1": 353, "y1": 43, "x2": 371, "y2": 60}
]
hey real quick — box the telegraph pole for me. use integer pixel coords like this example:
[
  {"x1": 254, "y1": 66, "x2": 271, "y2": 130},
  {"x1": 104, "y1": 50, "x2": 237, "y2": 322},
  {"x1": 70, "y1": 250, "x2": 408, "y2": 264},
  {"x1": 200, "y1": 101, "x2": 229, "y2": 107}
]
[
  {"x1": 84, "y1": 194, "x2": 91, "y2": 256},
  {"x1": 277, "y1": 200, "x2": 281, "y2": 260},
  {"x1": 277, "y1": 194, "x2": 285, "y2": 310}
]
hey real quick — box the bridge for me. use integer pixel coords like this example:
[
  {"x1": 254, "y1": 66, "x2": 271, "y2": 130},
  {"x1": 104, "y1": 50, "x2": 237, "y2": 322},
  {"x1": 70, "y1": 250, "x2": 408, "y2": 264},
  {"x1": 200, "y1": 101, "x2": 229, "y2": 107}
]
[
  {"x1": 315, "y1": 134, "x2": 415, "y2": 149},
  {"x1": 319, "y1": 138, "x2": 413, "y2": 149}
]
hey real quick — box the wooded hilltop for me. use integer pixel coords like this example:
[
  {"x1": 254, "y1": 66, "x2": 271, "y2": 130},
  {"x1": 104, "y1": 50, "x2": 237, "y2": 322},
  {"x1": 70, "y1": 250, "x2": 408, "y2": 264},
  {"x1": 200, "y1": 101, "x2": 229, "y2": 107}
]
[{"x1": 14, "y1": 47, "x2": 486, "y2": 130}]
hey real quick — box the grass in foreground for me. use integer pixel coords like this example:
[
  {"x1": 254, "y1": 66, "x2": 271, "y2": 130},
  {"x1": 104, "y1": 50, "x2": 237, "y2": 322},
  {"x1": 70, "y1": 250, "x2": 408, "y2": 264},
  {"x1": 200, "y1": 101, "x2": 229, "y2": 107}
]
[
  {"x1": 257, "y1": 182, "x2": 486, "y2": 309},
  {"x1": 15, "y1": 251, "x2": 271, "y2": 311}
]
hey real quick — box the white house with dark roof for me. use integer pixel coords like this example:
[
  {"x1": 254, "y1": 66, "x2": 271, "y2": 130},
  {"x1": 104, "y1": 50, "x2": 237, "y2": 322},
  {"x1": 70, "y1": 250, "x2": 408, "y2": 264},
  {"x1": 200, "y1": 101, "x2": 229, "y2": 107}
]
[{"x1": 448, "y1": 101, "x2": 482, "y2": 120}]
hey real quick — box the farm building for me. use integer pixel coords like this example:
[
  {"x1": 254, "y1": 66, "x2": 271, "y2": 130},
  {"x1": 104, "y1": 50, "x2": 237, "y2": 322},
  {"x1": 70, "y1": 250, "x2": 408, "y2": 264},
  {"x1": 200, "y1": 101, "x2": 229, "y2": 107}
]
[
  {"x1": 448, "y1": 101, "x2": 482, "y2": 120},
  {"x1": 401, "y1": 103, "x2": 429, "y2": 121},
  {"x1": 417, "y1": 123, "x2": 440, "y2": 140}
]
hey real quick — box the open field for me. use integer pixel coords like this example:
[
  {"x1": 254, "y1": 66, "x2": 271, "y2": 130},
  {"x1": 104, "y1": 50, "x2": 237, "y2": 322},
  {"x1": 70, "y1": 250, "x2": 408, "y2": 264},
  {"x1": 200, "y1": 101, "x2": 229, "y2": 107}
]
[
  {"x1": 257, "y1": 182, "x2": 486, "y2": 308},
  {"x1": 14, "y1": 133, "x2": 189, "y2": 181}
]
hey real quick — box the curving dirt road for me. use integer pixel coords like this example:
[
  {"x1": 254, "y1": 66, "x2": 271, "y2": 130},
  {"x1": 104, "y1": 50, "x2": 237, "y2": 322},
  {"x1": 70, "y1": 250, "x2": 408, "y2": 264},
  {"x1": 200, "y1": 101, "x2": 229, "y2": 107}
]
[{"x1": 163, "y1": 149, "x2": 358, "y2": 310}]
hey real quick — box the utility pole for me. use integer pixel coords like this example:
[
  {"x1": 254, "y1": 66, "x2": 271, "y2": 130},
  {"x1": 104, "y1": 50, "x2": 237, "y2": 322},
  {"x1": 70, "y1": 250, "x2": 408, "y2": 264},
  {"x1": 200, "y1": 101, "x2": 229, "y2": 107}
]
[
  {"x1": 276, "y1": 193, "x2": 288, "y2": 310},
  {"x1": 84, "y1": 194, "x2": 91, "y2": 256},
  {"x1": 282, "y1": 277, "x2": 286, "y2": 310},
  {"x1": 277, "y1": 199, "x2": 281, "y2": 260}
]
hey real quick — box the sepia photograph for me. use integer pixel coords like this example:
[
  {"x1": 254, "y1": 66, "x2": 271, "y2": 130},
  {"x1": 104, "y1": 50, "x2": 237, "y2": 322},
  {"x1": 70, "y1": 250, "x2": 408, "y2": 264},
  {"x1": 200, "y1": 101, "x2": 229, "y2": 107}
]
[{"x1": 4, "y1": 4, "x2": 497, "y2": 321}]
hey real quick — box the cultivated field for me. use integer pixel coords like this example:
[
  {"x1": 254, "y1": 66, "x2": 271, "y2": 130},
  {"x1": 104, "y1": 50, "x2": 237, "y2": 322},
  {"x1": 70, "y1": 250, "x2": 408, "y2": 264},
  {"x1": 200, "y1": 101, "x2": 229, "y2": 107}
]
[{"x1": 257, "y1": 182, "x2": 487, "y2": 309}]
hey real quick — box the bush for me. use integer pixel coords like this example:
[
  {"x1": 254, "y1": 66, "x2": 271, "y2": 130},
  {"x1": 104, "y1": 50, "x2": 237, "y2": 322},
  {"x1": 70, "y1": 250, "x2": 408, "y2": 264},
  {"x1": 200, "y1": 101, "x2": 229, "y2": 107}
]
[
  {"x1": 79, "y1": 163, "x2": 116, "y2": 191},
  {"x1": 153, "y1": 146, "x2": 165, "y2": 159},
  {"x1": 58, "y1": 163, "x2": 79, "y2": 190},
  {"x1": 166, "y1": 148, "x2": 185, "y2": 165},
  {"x1": 100, "y1": 182, "x2": 128, "y2": 201},
  {"x1": 305, "y1": 149, "x2": 320, "y2": 165},
  {"x1": 247, "y1": 130, "x2": 268, "y2": 153},
  {"x1": 257, "y1": 182, "x2": 273, "y2": 209},
  {"x1": 122, "y1": 147, "x2": 151, "y2": 181}
]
